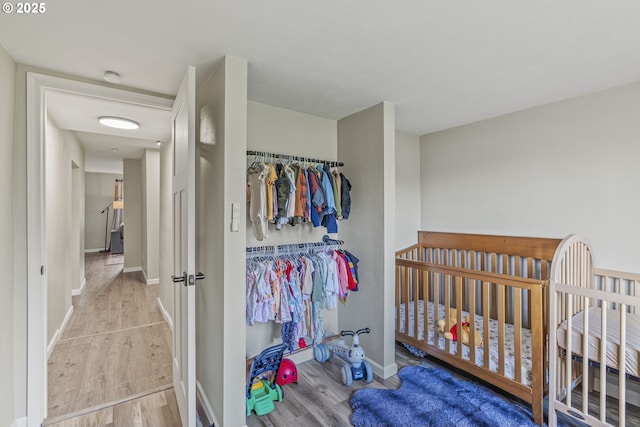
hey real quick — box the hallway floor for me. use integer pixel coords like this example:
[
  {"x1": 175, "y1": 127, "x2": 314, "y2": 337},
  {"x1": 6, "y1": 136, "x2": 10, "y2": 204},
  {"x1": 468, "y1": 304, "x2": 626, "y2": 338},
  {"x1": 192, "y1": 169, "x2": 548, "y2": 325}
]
[{"x1": 45, "y1": 252, "x2": 181, "y2": 427}]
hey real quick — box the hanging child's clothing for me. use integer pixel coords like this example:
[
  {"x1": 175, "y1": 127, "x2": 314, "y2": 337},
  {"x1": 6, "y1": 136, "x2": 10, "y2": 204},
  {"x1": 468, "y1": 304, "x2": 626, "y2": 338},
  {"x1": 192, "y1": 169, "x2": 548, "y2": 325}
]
[
  {"x1": 246, "y1": 245, "x2": 361, "y2": 350},
  {"x1": 247, "y1": 162, "x2": 270, "y2": 241},
  {"x1": 247, "y1": 156, "x2": 353, "y2": 238}
]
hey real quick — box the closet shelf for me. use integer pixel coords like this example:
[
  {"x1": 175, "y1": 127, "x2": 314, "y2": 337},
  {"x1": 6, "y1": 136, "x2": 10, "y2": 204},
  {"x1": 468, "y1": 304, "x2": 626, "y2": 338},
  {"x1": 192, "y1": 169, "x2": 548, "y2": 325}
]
[{"x1": 247, "y1": 150, "x2": 344, "y2": 167}]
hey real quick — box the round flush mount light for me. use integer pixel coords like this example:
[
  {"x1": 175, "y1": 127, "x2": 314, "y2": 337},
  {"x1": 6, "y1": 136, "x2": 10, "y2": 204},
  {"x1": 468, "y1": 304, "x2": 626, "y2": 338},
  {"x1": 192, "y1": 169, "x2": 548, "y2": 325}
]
[
  {"x1": 103, "y1": 70, "x2": 121, "y2": 84},
  {"x1": 98, "y1": 116, "x2": 139, "y2": 130}
]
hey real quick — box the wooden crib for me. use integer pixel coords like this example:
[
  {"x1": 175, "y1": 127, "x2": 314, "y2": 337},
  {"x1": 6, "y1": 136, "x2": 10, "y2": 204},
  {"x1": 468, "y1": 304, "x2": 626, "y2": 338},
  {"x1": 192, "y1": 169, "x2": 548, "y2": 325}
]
[
  {"x1": 549, "y1": 235, "x2": 640, "y2": 427},
  {"x1": 395, "y1": 231, "x2": 563, "y2": 426}
]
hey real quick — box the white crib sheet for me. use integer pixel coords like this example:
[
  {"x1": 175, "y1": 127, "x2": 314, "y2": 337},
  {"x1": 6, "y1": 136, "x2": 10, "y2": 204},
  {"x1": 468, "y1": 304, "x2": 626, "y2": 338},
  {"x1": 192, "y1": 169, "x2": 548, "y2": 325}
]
[
  {"x1": 398, "y1": 301, "x2": 534, "y2": 386},
  {"x1": 556, "y1": 306, "x2": 640, "y2": 378}
]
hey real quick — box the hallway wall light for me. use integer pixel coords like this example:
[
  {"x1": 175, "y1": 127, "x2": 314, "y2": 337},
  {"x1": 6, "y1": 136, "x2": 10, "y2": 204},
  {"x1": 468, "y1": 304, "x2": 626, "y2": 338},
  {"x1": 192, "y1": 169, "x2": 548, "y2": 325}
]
[{"x1": 98, "y1": 116, "x2": 140, "y2": 130}]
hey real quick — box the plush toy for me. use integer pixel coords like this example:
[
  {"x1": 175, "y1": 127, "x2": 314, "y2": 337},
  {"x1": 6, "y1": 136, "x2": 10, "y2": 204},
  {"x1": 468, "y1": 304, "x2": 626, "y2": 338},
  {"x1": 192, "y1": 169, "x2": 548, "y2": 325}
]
[{"x1": 436, "y1": 308, "x2": 483, "y2": 347}]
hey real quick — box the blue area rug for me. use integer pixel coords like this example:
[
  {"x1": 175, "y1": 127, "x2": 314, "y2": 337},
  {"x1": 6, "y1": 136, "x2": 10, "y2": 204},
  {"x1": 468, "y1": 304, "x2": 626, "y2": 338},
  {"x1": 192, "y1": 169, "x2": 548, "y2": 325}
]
[{"x1": 351, "y1": 365, "x2": 560, "y2": 427}]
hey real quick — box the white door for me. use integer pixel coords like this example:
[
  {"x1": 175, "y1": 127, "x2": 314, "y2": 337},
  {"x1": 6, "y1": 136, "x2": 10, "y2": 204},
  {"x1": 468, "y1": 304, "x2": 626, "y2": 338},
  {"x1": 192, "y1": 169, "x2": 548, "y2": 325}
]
[{"x1": 171, "y1": 66, "x2": 199, "y2": 427}]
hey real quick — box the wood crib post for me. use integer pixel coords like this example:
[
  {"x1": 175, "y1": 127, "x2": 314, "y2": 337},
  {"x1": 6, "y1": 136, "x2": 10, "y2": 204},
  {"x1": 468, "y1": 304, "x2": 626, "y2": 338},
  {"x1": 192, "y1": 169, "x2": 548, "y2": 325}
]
[{"x1": 530, "y1": 284, "x2": 545, "y2": 426}]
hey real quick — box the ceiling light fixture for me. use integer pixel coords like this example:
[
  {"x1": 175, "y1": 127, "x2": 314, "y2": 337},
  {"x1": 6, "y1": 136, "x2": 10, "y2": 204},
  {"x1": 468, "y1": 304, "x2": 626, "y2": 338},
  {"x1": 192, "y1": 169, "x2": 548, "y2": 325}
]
[
  {"x1": 103, "y1": 70, "x2": 121, "y2": 84},
  {"x1": 156, "y1": 141, "x2": 161, "y2": 146},
  {"x1": 98, "y1": 116, "x2": 139, "y2": 130}
]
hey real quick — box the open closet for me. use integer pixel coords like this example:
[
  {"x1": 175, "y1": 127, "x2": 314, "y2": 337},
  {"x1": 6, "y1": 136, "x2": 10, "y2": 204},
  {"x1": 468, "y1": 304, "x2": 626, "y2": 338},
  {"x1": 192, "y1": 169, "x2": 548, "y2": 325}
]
[
  {"x1": 245, "y1": 102, "x2": 347, "y2": 362},
  {"x1": 189, "y1": 58, "x2": 397, "y2": 426},
  {"x1": 244, "y1": 101, "x2": 397, "y2": 373}
]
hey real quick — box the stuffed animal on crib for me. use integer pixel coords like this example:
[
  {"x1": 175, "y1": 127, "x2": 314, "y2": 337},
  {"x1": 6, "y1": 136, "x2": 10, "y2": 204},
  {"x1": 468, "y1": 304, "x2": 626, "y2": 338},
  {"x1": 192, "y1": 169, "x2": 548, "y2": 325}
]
[{"x1": 436, "y1": 309, "x2": 483, "y2": 347}]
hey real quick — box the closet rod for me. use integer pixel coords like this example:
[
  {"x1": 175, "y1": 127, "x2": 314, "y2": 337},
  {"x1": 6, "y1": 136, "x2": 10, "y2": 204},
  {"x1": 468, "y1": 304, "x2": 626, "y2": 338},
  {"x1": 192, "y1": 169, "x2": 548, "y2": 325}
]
[
  {"x1": 247, "y1": 236, "x2": 345, "y2": 256},
  {"x1": 246, "y1": 150, "x2": 344, "y2": 167}
]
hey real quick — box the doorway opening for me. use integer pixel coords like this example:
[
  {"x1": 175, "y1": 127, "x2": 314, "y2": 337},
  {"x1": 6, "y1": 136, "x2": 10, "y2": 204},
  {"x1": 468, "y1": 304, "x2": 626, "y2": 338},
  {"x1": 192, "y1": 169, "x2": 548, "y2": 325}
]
[{"x1": 26, "y1": 72, "x2": 177, "y2": 426}]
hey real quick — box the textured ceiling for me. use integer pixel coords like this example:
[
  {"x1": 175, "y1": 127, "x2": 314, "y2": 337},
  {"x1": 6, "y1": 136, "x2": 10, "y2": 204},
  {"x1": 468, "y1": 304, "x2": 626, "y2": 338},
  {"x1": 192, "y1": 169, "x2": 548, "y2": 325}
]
[{"x1": 2, "y1": 1, "x2": 640, "y2": 136}]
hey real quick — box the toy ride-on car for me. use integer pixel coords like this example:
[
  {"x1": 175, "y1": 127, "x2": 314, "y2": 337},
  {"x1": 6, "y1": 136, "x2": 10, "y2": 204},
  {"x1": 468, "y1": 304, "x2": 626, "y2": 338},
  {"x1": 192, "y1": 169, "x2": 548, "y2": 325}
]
[{"x1": 314, "y1": 328, "x2": 373, "y2": 386}]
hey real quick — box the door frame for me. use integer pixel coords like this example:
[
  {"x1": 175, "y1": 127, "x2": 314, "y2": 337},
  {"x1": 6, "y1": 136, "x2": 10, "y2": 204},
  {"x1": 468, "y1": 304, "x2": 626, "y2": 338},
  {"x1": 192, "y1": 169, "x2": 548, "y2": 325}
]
[{"x1": 25, "y1": 72, "x2": 173, "y2": 426}]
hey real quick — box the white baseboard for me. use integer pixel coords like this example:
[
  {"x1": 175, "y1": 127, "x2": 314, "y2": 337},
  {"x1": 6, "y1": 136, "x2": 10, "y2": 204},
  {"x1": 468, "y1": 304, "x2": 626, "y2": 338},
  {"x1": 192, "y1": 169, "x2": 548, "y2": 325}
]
[
  {"x1": 157, "y1": 297, "x2": 174, "y2": 333},
  {"x1": 71, "y1": 277, "x2": 86, "y2": 296},
  {"x1": 141, "y1": 268, "x2": 159, "y2": 285},
  {"x1": 84, "y1": 248, "x2": 104, "y2": 253},
  {"x1": 47, "y1": 305, "x2": 73, "y2": 360},
  {"x1": 123, "y1": 266, "x2": 142, "y2": 273},
  {"x1": 11, "y1": 416, "x2": 27, "y2": 427},
  {"x1": 196, "y1": 381, "x2": 219, "y2": 427},
  {"x1": 368, "y1": 358, "x2": 398, "y2": 379}
]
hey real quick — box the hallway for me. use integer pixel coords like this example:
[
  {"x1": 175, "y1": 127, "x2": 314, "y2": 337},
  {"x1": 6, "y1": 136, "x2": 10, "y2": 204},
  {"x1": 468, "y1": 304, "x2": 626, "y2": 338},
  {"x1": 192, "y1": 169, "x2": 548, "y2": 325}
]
[{"x1": 45, "y1": 252, "x2": 181, "y2": 426}]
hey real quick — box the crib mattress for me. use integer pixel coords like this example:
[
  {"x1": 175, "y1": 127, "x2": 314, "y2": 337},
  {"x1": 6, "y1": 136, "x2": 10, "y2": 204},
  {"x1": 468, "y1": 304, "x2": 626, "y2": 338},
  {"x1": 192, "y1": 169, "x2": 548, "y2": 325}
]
[
  {"x1": 398, "y1": 301, "x2": 533, "y2": 386},
  {"x1": 556, "y1": 306, "x2": 640, "y2": 378}
]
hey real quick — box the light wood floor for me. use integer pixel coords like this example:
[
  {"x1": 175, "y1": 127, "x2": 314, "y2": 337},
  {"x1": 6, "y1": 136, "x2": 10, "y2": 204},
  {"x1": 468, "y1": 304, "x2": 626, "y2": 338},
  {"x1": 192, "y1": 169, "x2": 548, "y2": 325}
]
[
  {"x1": 46, "y1": 253, "x2": 179, "y2": 426},
  {"x1": 246, "y1": 342, "x2": 422, "y2": 427},
  {"x1": 247, "y1": 342, "x2": 639, "y2": 427}
]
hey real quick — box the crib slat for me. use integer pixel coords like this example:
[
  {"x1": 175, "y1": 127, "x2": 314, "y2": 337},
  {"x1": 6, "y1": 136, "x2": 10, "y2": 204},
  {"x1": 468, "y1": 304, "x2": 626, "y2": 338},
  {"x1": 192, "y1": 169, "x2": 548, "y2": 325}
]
[
  {"x1": 483, "y1": 281, "x2": 490, "y2": 369},
  {"x1": 582, "y1": 296, "x2": 590, "y2": 417},
  {"x1": 600, "y1": 303, "x2": 607, "y2": 423},
  {"x1": 455, "y1": 276, "x2": 463, "y2": 356},
  {"x1": 635, "y1": 279, "x2": 639, "y2": 315},
  {"x1": 434, "y1": 272, "x2": 441, "y2": 344},
  {"x1": 529, "y1": 284, "x2": 545, "y2": 426},
  {"x1": 469, "y1": 278, "x2": 477, "y2": 363},
  {"x1": 423, "y1": 269, "x2": 429, "y2": 346},
  {"x1": 404, "y1": 266, "x2": 410, "y2": 339},
  {"x1": 396, "y1": 265, "x2": 401, "y2": 335},
  {"x1": 541, "y1": 259, "x2": 549, "y2": 279},
  {"x1": 413, "y1": 269, "x2": 419, "y2": 342},
  {"x1": 444, "y1": 274, "x2": 452, "y2": 353},
  {"x1": 619, "y1": 305, "x2": 626, "y2": 427},
  {"x1": 514, "y1": 288, "x2": 522, "y2": 384},
  {"x1": 497, "y1": 283, "x2": 506, "y2": 376}
]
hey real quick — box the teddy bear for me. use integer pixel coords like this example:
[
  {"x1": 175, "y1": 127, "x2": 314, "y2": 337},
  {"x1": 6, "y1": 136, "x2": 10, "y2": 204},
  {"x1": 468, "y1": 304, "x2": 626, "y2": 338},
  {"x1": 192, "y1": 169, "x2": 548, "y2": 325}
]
[{"x1": 436, "y1": 308, "x2": 483, "y2": 347}]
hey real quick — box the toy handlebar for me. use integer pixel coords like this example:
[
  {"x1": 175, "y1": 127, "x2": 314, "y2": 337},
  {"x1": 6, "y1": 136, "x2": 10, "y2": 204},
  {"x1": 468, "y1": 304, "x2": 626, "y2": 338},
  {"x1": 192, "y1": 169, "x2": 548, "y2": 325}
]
[{"x1": 340, "y1": 328, "x2": 370, "y2": 337}]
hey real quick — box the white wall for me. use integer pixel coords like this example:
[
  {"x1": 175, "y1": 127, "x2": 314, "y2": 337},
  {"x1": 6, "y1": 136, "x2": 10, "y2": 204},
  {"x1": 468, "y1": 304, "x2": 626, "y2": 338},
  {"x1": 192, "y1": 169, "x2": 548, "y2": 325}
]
[
  {"x1": 196, "y1": 56, "x2": 248, "y2": 427},
  {"x1": 158, "y1": 140, "x2": 173, "y2": 327},
  {"x1": 71, "y1": 163, "x2": 84, "y2": 292},
  {"x1": 0, "y1": 42, "x2": 17, "y2": 427},
  {"x1": 84, "y1": 172, "x2": 123, "y2": 251},
  {"x1": 420, "y1": 81, "x2": 640, "y2": 272},
  {"x1": 123, "y1": 159, "x2": 143, "y2": 270},
  {"x1": 245, "y1": 100, "x2": 340, "y2": 358},
  {"x1": 395, "y1": 131, "x2": 421, "y2": 250},
  {"x1": 141, "y1": 149, "x2": 160, "y2": 282},
  {"x1": 337, "y1": 102, "x2": 398, "y2": 378},
  {"x1": 44, "y1": 116, "x2": 84, "y2": 345}
]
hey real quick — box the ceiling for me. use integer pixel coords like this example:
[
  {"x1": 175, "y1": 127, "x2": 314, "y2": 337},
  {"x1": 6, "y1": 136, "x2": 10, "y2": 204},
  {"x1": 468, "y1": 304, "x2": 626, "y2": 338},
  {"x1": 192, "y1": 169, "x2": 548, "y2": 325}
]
[
  {"x1": 46, "y1": 91, "x2": 172, "y2": 172},
  {"x1": 3, "y1": 1, "x2": 640, "y2": 146}
]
